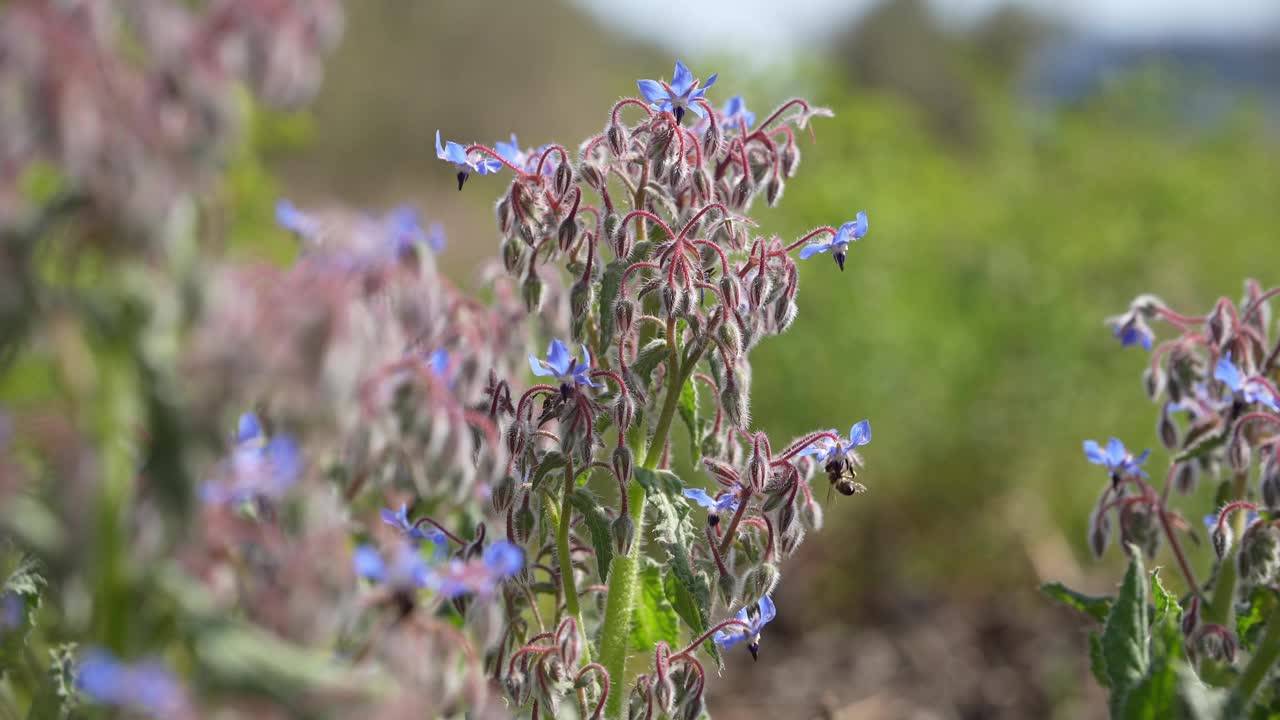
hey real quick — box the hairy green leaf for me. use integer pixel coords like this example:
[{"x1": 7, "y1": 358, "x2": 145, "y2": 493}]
[
  {"x1": 568, "y1": 488, "x2": 615, "y2": 582},
  {"x1": 1237, "y1": 587, "x2": 1279, "y2": 651},
  {"x1": 1101, "y1": 547, "x2": 1149, "y2": 713},
  {"x1": 1120, "y1": 569, "x2": 1183, "y2": 719},
  {"x1": 595, "y1": 259, "x2": 628, "y2": 358},
  {"x1": 1040, "y1": 582, "x2": 1114, "y2": 623},
  {"x1": 677, "y1": 377, "x2": 699, "y2": 465},
  {"x1": 630, "y1": 563, "x2": 681, "y2": 652}
]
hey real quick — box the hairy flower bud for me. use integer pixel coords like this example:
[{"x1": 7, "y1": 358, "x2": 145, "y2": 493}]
[
  {"x1": 1227, "y1": 434, "x2": 1252, "y2": 474},
  {"x1": 505, "y1": 671, "x2": 528, "y2": 705},
  {"x1": 1195, "y1": 624, "x2": 1238, "y2": 665},
  {"x1": 1207, "y1": 299, "x2": 1234, "y2": 348},
  {"x1": 778, "y1": 523, "x2": 805, "y2": 557},
  {"x1": 492, "y1": 474, "x2": 516, "y2": 514},
  {"x1": 496, "y1": 196, "x2": 514, "y2": 235},
  {"x1": 743, "y1": 563, "x2": 780, "y2": 603},
  {"x1": 765, "y1": 176, "x2": 784, "y2": 207},
  {"x1": 1181, "y1": 596, "x2": 1200, "y2": 638},
  {"x1": 612, "y1": 443, "x2": 634, "y2": 487},
  {"x1": 1143, "y1": 366, "x2": 1166, "y2": 401},
  {"x1": 692, "y1": 166, "x2": 712, "y2": 201},
  {"x1": 515, "y1": 501, "x2": 537, "y2": 544},
  {"x1": 606, "y1": 123, "x2": 628, "y2": 156},
  {"x1": 1238, "y1": 520, "x2": 1280, "y2": 587},
  {"x1": 612, "y1": 514, "x2": 635, "y2": 556},
  {"x1": 580, "y1": 162, "x2": 604, "y2": 189},
  {"x1": 716, "y1": 569, "x2": 736, "y2": 606},
  {"x1": 772, "y1": 299, "x2": 798, "y2": 333},
  {"x1": 502, "y1": 236, "x2": 525, "y2": 274},
  {"x1": 1172, "y1": 461, "x2": 1198, "y2": 495},
  {"x1": 614, "y1": 297, "x2": 635, "y2": 336},
  {"x1": 607, "y1": 213, "x2": 629, "y2": 257},
  {"x1": 554, "y1": 162, "x2": 573, "y2": 198},
  {"x1": 1088, "y1": 510, "x2": 1111, "y2": 559},
  {"x1": 1262, "y1": 457, "x2": 1280, "y2": 510},
  {"x1": 776, "y1": 501, "x2": 796, "y2": 538},
  {"x1": 654, "y1": 674, "x2": 676, "y2": 714},
  {"x1": 1211, "y1": 516, "x2": 1233, "y2": 561},
  {"x1": 730, "y1": 176, "x2": 751, "y2": 210},
  {"x1": 702, "y1": 121, "x2": 722, "y2": 158},
  {"x1": 780, "y1": 143, "x2": 800, "y2": 177},
  {"x1": 558, "y1": 217, "x2": 579, "y2": 252},
  {"x1": 522, "y1": 274, "x2": 544, "y2": 314},
  {"x1": 1157, "y1": 404, "x2": 1179, "y2": 450},
  {"x1": 721, "y1": 377, "x2": 750, "y2": 428},
  {"x1": 801, "y1": 499, "x2": 824, "y2": 531}
]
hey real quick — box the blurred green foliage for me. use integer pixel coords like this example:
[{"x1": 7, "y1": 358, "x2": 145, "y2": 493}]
[{"x1": 742, "y1": 76, "x2": 1280, "y2": 610}]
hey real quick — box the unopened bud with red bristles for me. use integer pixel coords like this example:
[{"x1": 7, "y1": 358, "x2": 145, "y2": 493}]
[
  {"x1": 702, "y1": 122, "x2": 722, "y2": 158},
  {"x1": 612, "y1": 514, "x2": 635, "y2": 555},
  {"x1": 1207, "y1": 299, "x2": 1234, "y2": 348},
  {"x1": 1261, "y1": 455, "x2": 1280, "y2": 510},
  {"x1": 1237, "y1": 518, "x2": 1280, "y2": 587},
  {"x1": 1173, "y1": 461, "x2": 1198, "y2": 495},
  {"x1": 558, "y1": 217, "x2": 578, "y2": 252},
  {"x1": 1088, "y1": 508, "x2": 1111, "y2": 559},
  {"x1": 492, "y1": 474, "x2": 516, "y2": 514},
  {"x1": 743, "y1": 563, "x2": 780, "y2": 603},
  {"x1": 612, "y1": 444, "x2": 634, "y2": 486},
  {"x1": 1227, "y1": 434, "x2": 1252, "y2": 473},
  {"x1": 1195, "y1": 624, "x2": 1238, "y2": 664},
  {"x1": 606, "y1": 123, "x2": 628, "y2": 156},
  {"x1": 1158, "y1": 404, "x2": 1179, "y2": 449},
  {"x1": 1211, "y1": 515, "x2": 1234, "y2": 561},
  {"x1": 765, "y1": 176, "x2": 784, "y2": 207},
  {"x1": 502, "y1": 237, "x2": 524, "y2": 273},
  {"x1": 521, "y1": 274, "x2": 544, "y2": 313},
  {"x1": 1143, "y1": 366, "x2": 1166, "y2": 400},
  {"x1": 554, "y1": 162, "x2": 573, "y2": 198},
  {"x1": 780, "y1": 143, "x2": 800, "y2": 177}
]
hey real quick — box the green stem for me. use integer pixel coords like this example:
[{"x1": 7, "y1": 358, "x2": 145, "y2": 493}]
[
  {"x1": 599, "y1": 327, "x2": 685, "y2": 718},
  {"x1": 554, "y1": 461, "x2": 590, "y2": 664},
  {"x1": 1206, "y1": 472, "x2": 1249, "y2": 625},
  {"x1": 1232, "y1": 601, "x2": 1280, "y2": 710}
]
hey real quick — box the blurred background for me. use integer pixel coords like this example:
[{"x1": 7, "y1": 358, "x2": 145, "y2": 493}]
[{"x1": 178, "y1": 0, "x2": 1280, "y2": 717}]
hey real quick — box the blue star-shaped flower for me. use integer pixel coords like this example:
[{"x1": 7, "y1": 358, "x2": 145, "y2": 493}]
[
  {"x1": 77, "y1": 649, "x2": 185, "y2": 717},
  {"x1": 714, "y1": 595, "x2": 777, "y2": 660},
  {"x1": 637, "y1": 61, "x2": 718, "y2": 123},
  {"x1": 721, "y1": 95, "x2": 755, "y2": 128},
  {"x1": 1215, "y1": 353, "x2": 1280, "y2": 412},
  {"x1": 1083, "y1": 438, "x2": 1151, "y2": 478},
  {"x1": 436, "y1": 130, "x2": 501, "y2": 190},
  {"x1": 529, "y1": 339, "x2": 602, "y2": 390},
  {"x1": 431, "y1": 541, "x2": 525, "y2": 599},
  {"x1": 380, "y1": 504, "x2": 447, "y2": 547},
  {"x1": 353, "y1": 544, "x2": 433, "y2": 590},
  {"x1": 800, "y1": 420, "x2": 872, "y2": 466},
  {"x1": 201, "y1": 413, "x2": 303, "y2": 506},
  {"x1": 798, "y1": 212, "x2": 869, "y2": 271},
  {"x1": 684, "y1": 488, "x2": 738, "y2": 514},
  {"x1": 495, "y1": 133, "x2": 526, "y2": 167},
  {"x1": 1106, "y1": 312, "x2": 1154, "y2": 351}
]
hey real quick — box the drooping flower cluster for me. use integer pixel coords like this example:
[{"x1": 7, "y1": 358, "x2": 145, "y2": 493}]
[{"x1": 1080, "y1": 279, "x2": 1280, "y2": 681}]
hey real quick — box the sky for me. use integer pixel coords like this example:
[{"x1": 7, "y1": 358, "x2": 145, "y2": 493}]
[{"x1": 571, "y1": 0, "x2": 1280, "y2": 61}]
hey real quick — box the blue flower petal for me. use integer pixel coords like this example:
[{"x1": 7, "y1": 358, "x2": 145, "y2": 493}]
[
  {"x1": 1215, "y1": 354, "x2": 1243, "y2": 392},
  {"x1": 757, "y1": 594, "x2": 777, "y2": 625},
  {"x1": 529, "y1": 354, "x2": 552, "y2": 377},
  {"x1": 672, "y1": 61, "x2": 694, "y2": 94},
  {"x1": 236, "y1": 413, "x2": 263, "y2": 444},
  {"x1": 353, "y1": 545, "x2": 385, "y2": 582},
  {"x1": 848, "y1": 419, "x2": 871, "y2": 447},
  {"x1": 546, "y1": 339, "x2": 572, "y2": 376},
  {"x1": 702, "y1": 72, "x2": 718, "y2": 90},
  {"x1": 483, "y1": 542, "x2": 525, "y2": 577},
  {"x1": 427, "y1": 222, "x2": 446, "y2": 252},
  {"x1": 798, "y1": 242, "x2": 830, "y2": 260},
  {"x1": 637, "y1": 79, "x2": 667, "y2": 104},
  {"x1": 1106, "y1": 438, "x2": 1127, "y2": 466},
  {"x1": 1083, "y1": 440, "x2": 1107, "y2": 465},
  {"x1": 684, "y1": 488, "x2": 716, "y2": 509},
  {"x1": 853, "y1": 211, "x2": 869, "y2": 239}
]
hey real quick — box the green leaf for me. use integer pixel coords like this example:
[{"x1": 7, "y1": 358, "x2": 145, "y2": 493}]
[
  {"x1": 630, "y1": 563, "x2": 681, "y2": 653},
  {"x1": 1101, "y1": 546, "x2": 1149, "y2": 714},
  {"x1": 530, "y1": 451, "x2": 567, "y2": 494},
  {"x1": 568, "y1": 488, "x2": 615, "y2": 582},
  {"x1": 1090, "y1": 632, "x2": 1111, "y2": 689},
  {"x1": 1175, "y1": 432, "x2": 1227, "y2": 464},
  {"x1": 1149, "y1": 567, "x2": 1180, "y2": 623},
  {"x1": 1040, "y1": 582, "x2": 1114, "y2": 623},
  {"x1": 1179, "y1": 665, "x2": 1228, "y2": 720},
  {"x1": 1238, "y1": 587, "x2": 1279, "y2": 651},
  {"x1": 664, "y1": 552, "x2": 722, "y2": 670},
  {"x1": 635, "y1": 468, "x2": 691, "y2": 546},
  {"x1": 595, "y1": 259, "x2": 628, "y2": 358},
  {"x1": 631, "y1": 339, "x2": 670, "y2": 391},
  {"x1": 677, "y1": 377, "x2": 700, "y2": 464}
]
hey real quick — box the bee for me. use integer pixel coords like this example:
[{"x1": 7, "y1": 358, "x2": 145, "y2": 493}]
[{"x1": 824, "y1": 457, "x2": 867, "y2": 502}]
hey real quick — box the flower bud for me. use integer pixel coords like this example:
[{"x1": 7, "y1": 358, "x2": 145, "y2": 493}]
[
  {"x1": 1237, "y1": 520, "x2": 1280, "y2": 587},
  {"x1": 607, "y1": 214, "x2": 629, "y2": 257},
  {"x1": 692, "y1": 166, "x2": 712, "y2": 201},
  {"x1": 496, "y1": 196, "x2": 514, "y2": 235},
  {"x1": 1196, "y1": 624, "x2": 1238, "y2": 664},
  {"x1": 516, "y1": 501, "x2": 537, "y2": 544},
  {"x1": 743, "y1": 563, "x2": 780, "y2": 603},
  {"x1": 492, "y1": 474, "x2": 516, "y2": 514},
  {"x1": 612, "y1": 514, "x2": 635, "y2": 555},
  {"x1": 1211, "y1": 516, "x2": 1233, "y2": 561},
  {"x1": 1143, "y1": 366, "x2": 1166, "y2": 401},
  {"x1": 557, "y1": 623, "x2": 581, "y2": 670},
  {"x1": 721, "y1": 378, "x2": 750, "y2": 429},
  {"x1": 606, "y1": 123, "x2": 628, "y2": 156},
  {"x1": 748, "y1": 271, "x2": 770, "y2": 310},
  {"x1": 614, "y1": 297, "x2": 635, "y2": 335},
  {"x1": 1088, "y1": 510, "x2": 1111, "y2": 559},
  {"x1": 780, "y1": 143, "x2": 800, "y2": 177},
  {"x1": 801, "y1": 499, "x2": 824, "y2": 531},
  {"x1": 716, "y1": 569, "x2": 736, "y2": 606},
  {"x1": 1172, "y1": 461, "x2": 1198, "y2": 495},
  {"x1": 702, "y1": 121, "x2": 722, "y2": 158},
  {"x1": 778, "y1": 524, "x2": 805, "y2": 557},
  {"x1": 580, "y1": 163, "x2": 604, "y2": 189},
  {"x1": 502, "y1": 236, "x2": 525, "y2": 274},
  {"x1": 730, "y1": 176, "x2": 751, "y2": 210},
  {"x1": 554, "y1": 162, "x2": 573, "y2": 198},
  {"x1": 1207, "y1": 299, "x2": 1234, "y2": 348},
  {"x1": 776, "y1": 502, "x2": 796, "y2": 538},
  {"x1": 653, "y1": 674, "x2": 676, "y2": 714},
  {"x1": 612, "y1": 444, "x2": 634, "y2": 487},
  {"x1": 1120, "y1": 504, "x2": 1161, "y2": 560},
  {"x1": 505, "y1": 671, "x2": 527, "y2": 705},
  {"x1": 772, "y1": 299, "x2": 798, "y2": 333},
  {"x1": 1181, "y1": 596, "x2": 1200, "y2": 638},
  {"x1": 558, "y1": 217, "x2": 579, "y2": 252},
  {"x1": 1227, "y1": 434, "x2": 1252, "y2": 473},
  {"x1": 522, "y1": 274, "x2": 544, "y2": 314},
  {"x1": 1261, "y1": 457, "x2": 1280, "y2": 510},
  {"x1": 1157, "y1": 405, "x2": 1179, "y2": 450},
  {"x1": 680, "y1": 694, "x2": 706, "y2": 720},
  {"x1": 765, "y1": 176, "x2": 784, "y2": 207}
]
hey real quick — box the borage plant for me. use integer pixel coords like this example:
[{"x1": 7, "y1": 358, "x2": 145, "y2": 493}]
[
  {"x1": 1046, "y1": 282, "x2": 1280, "y2": 717},
  {"x1": 433, "y1": 59, "x2": 877, "y2": 718}
]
